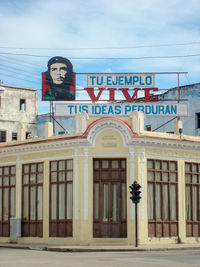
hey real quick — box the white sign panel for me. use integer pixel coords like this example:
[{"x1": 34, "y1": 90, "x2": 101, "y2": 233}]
[
  {"x1": 87, "y1": 74, "x2": 155, "y2": 88},
  {"x1": 55, "y1": 103, "x2": 188, "y2": 117}
]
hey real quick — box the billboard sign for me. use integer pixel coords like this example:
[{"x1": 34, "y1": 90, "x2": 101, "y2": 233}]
[
  {"x1": 87, "y1": 73, "x2": 155, "y2": 88},
  {"x1": 42, "y1": 56, "x2": 75, "y2": 101},
  {"x1": 41, "y1": 61, "x2": 188, "y2": 118},
  {"x1": 55, "y1": 103, "x2": 188, "y2": 117}
]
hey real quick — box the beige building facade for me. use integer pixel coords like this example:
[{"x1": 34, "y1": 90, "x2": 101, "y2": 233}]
[{"x1": 0, "y1": 112, "x2": 199, "y2": 245}]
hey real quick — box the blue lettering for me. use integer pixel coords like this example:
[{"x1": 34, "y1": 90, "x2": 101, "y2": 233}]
[
  {"x1": 107, "y1": 76, "x2": 112, "y2": 86},
  {"x1": 115, "y1": 105, "x2": 121, "y2": 115},
  {"x1": 124, "y1": 76, "x2": 132, "y2": 86},
  {"x1": 95, "y1": 105, "x2": 101, "y2": 114},
  {"x1": 119, "y1": 76, "x2": 123, "y2": 85},
  {"x1": 112, "y1": 76, "x2": 118, "y2": 85},
  {"x1": 108, "y1": 105, "x2": 114, "y2": 115},
  {"x1": 79, "y1": 106, "x2": 83, "y2": 113},
  {"x1": 132, "y1": 105, "x2": 137, "y2": 111},
  {"x1": 82, "y1": 105, "x2": 88, "y2": 113},
  {"x1": 138, "y1": 105, "x2": 144, "y2": 112},
  {"x1": 159, "y1": 105, "x2": 165, "y2": 114},
  {"x1": 139, "y1": 76, "x2": 145, "y2": 86},
  {"x1": 133, "y1": 76, "x2": 139, "y2": 85},
  {"x1": 145, "y1": 105, "x2": 151, "y2": 114},
  {"x1": 165, "y1": 105, "x2": 170, "y2": 114},
  {"x1": 68, "y1": 105, "x2": 74, "y2": 115},
  {"x1": 125, "y1": 105, "x2": 131, "y2": 114},
  {"x1": 152, "y1": 105, "x2": 158, "y2": 114},
  {"x1": 97, "y1": 76, "x2": 103, "y2": 85},
  {"x1": 171, "y1": 105, "x2": 177, "y2": 114},
  {"x1": 102, "y1": 105, "x2": 107, "y2": 114},
  {"x1": 89, "y1": 76, "x2": 96, "y2": 86},
  {"x1": 146, "y1": 76, "x2": 152, "y2": 85}
]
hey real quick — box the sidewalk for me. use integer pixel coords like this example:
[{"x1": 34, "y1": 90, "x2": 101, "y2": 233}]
[{"x1": 0, "y1": 242, "x2": 200, "y2": 252}]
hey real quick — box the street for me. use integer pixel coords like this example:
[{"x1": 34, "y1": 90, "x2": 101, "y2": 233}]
[{"x1": 0, "y1": 248, "x2": 199, "y2": 267}]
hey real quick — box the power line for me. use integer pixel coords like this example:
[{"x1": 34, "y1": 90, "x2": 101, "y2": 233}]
[
  {"x1": 0, "y1": 51, "x2": 200, "y2": 60},
  {"x1": 0, "y1": 64, "x2": 39, "y2": 78},
  {"x1": 0, "y1": 54, "x2": 43, "y2": 68},
  {"x1": 0, "y1": 71, "x2": 38, "y2": 83},
  {"x1": 0, "y1": 41, "x2": 200, "y2": 50}
]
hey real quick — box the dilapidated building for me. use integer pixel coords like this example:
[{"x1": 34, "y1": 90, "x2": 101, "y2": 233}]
[
  {"x1": 0, "y1": 84, "x2": 38, "y2": 142},
  {"x1": 144, "y1": 83, "x2": 200, "y2": 135}
]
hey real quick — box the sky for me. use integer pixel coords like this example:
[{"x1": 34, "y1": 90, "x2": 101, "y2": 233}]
[{"x1": 0, "y1": 0, "x2": 200, "y2": 114}]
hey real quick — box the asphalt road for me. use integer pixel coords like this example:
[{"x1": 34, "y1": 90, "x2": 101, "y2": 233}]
[{"x1": 0, "y1": 248, "x2": 199, "y2": 267}]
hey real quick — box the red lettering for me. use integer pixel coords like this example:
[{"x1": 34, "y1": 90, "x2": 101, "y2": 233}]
[
  {"x1": 84, "y1": 88, "x2": 105, "y2": 101},
  {"x1": 120, "y1": 88, "x2": 141, "y2": 102},
  {"x1": 107, "y1": 88, "x2": 117, "y2": 101},
  {"x1": 84, "y1": 87, "x2": 158, "y2": 102},
  {"x1": 143, "y1": 88, "x2": 158, "y2": 102}
]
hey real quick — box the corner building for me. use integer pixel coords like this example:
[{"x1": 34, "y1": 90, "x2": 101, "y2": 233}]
[{"x1": 0, "y1": 112, "x2": 199, "y2": 245}]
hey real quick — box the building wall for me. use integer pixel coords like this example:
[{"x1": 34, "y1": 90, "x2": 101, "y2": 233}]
[
  {"x1": 0, "y1": 114, "x2": 199, "y2": 245},
  {"x1": 0, "y1": 85, "x2": 38, "y2": 142},
  {"x1": 37, "y1": 115, "x2": 75, "y2": 137},
  {"x1": 144, "y1": 83, "x2": 200, "y2": 135}
]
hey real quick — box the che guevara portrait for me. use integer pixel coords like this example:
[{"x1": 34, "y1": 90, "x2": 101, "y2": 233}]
[{"x1": 42, "y1": 56, "x2": 75, "y2": 101}]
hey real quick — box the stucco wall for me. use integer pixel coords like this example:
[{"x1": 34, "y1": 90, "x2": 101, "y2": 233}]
[
  {"x1": 0, "y1": 115, "x2": 199, "y2": 245},
  {"x1": 0, "y1": 85, "x2": 38, "y2": 141}
]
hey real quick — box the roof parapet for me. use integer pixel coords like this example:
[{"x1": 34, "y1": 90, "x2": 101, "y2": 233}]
[
  {"x1": 18, "y1": 123, "x2": 26, "y2": 141},
  {"x1": 75, "y1": 112, "x2": 89, "y2": 134},
  {"x1": 174, "y1": 119, "x2": 183, "y2": 137},
  {"x1": 45, "y1": 122, "x2": 53, "y2": 138},
  {"x1": 130, "y1": 111, "x2": 144, "y2": 134}
]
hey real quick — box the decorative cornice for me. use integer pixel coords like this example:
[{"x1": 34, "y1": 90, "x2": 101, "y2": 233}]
[
  {"x1": 0, "y1": 138, "x2": 88, "y2": 155},
  {"x1": 1, "y1": 117, "x2": 200, "y2": 155},
  {"x1": 83, "y1": 117, "x2": 134, "y2": 146},
  {"x1": 129, "y1": 136, "x2": 200, "y2": 150}
]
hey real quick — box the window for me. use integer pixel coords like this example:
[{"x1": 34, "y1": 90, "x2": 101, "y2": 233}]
[
  {"x1": 185, "y1": 162, "x2": 200, "y2": 237},
  {"x1": 49, "y1": 159, "x2": 73, "y2": 237},
  {"x1": 26, "y1": 132, "x2": 31, "y2": 139},
  {"x1": 0, "y1": 131, "x2": 6, "y2": 142},
  {"x1": 0, "y1": 166, "x2": 16, "y2": 237},
  {"x1": 20, "y1": 99, "x2": 26, "y2": 111},
  {"x1": 147, "y1": 159, "x2": 178, "y2": 237},
  {"x1": 196, "y1": 113, "x2": 200, "y2": 129},
  {"x1": 12, "y1": 132, "x2": 17, "y2": 141},
  {"x1": 145, "y1": 125, "x2": 151, "y2": 131},
  {"x1": 22, "y1": 163, "x2": 43, "y2": 237}
]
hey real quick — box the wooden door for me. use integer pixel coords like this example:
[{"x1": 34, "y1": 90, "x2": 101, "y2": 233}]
[
  {"x1": 22, "y1": 163, "x2": 43, "y2": 237},
  {"x1": 93, "y1": 159, "x2": 127, "y2": 238},
  {"x1": 0, "y1": 166, "x2": 16, "y2": 237}
]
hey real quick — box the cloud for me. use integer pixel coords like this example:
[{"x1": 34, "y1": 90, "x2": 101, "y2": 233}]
[{"x1": 0, "y1": 0, "x2": 200, "y2": 113}]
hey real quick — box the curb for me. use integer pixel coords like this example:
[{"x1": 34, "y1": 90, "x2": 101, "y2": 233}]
[
  {"x1": 0, "y1": 244, "x2": 200, "y2": 252},
  {"x1": 45, "y1": 246, "x2": 200, "y2": 252}
]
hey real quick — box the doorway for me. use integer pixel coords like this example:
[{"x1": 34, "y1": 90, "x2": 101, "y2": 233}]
[{"x1": 93, "y1": 159, "x2": 127, "y2": 238}]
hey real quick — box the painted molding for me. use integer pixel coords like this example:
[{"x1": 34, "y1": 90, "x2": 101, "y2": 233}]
[
  {"x1": 129, "y1": 146, "x2": 135, "y2": 220},
  {"x1": 84, "y1": 147, "x2": 89, "y2": 220},
  {"x1": 140, "y1": 148, "x2": 145, "y2": 220},
  {"x1": 1, "y1": 118, "x2": 200, "y2": 157},
  {"x1": 74, "y1": 148, "x2": 79, "y2": 220},
  {"x1": 86, "y1": 119, "x2": 132, "y2": 147},
  {"x1": 16, "y1": 154, "x2": 21, "y2": 218}
]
